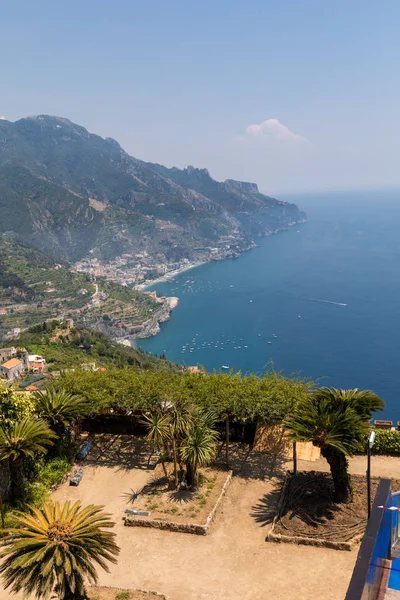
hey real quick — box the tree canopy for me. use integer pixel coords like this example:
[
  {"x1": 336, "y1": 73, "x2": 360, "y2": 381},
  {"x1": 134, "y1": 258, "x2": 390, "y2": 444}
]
[{"x1": 56, "y1": 367, "x2": 312, "y2": 423}]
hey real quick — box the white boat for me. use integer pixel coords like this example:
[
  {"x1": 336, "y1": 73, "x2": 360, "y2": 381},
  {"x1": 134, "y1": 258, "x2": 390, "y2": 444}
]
[
  {"x1": 222, "y1": 365, "x2": 229, "y2": 369},
  {"x1": 268, "y1": 341, "x2": 272, "y2": 344},
  {"x1": 298, "y1": 315, "x2": 302, "y2": 319}
]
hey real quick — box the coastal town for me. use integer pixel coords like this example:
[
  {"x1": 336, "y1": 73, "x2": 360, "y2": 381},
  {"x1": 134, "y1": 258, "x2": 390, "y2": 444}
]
[{"x1": 72, "y1": 241, "x2": 252, "y2": 289}]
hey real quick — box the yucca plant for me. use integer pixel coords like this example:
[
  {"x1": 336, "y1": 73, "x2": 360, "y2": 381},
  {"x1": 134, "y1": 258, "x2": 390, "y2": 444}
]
[
  {"x1": 181, "y1": 417, "x2": 218, "y2": 488},
  {"x1": 284, "y1": 387, "x2": 384, "y2": 503},
  {"x1": 140, "y1": 411, "x2": 171, "y2": 478},
  {"x1": 34, "y1": 387, "x2": 91, "y2": 437},
  {"x1": 0, "y1": 500, "x2": 120, "y2": 599},
  {"x1": 0, "y1": 418, "x2": 57, "y2": 501}
]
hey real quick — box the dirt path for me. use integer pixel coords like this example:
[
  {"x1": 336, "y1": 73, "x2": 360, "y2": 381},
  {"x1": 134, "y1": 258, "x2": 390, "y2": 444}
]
[
  {"x1": 89, "y1": 477, "x2": 355, "y2": 600},
  {"x1": 297, "y1": 454, "x2": 400, "y2": 480}
]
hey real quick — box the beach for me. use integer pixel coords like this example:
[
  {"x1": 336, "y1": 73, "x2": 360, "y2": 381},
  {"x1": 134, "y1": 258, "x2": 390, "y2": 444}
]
[{"x1": 135, "y1": 261, "x2": 207, "y2": 291}]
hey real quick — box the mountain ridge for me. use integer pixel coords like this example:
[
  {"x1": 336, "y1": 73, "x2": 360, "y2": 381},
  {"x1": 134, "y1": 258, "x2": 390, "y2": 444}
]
[{"x1": 0, "y1": 114, "x2": 306, "y2": 264}]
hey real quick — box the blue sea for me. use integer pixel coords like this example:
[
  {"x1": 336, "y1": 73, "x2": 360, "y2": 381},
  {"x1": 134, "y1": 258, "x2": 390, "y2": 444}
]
[{"x1": 139, "y1": 190, "x2": 400, "y2": 421}]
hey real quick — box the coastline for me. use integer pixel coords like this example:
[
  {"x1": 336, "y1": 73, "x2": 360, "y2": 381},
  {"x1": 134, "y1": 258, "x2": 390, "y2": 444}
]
[
  {"x1": 128, "y1": 218, "x2": 307, "y2": 345},
  {"x1": 136, "y1": 218, "x2": 307, "y2": 293},
  {"x1": 136, "y1": 261, "x2": 208, "y2": 291}
]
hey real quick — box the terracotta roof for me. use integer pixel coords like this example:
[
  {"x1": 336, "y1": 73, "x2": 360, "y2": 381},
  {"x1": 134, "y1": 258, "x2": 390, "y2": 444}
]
[{"x1": 0, "y1": 358, "x2": 22, "y2": 369}]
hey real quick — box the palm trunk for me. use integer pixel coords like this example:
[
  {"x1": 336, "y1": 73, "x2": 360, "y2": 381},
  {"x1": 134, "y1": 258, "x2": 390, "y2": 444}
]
[
  {"x1": 322, "y1": 447, "x2": 352, "y2": 503},
  {"x1": 169, "y1": 425, "x2": 178, "y2": 488},
  {"x1": 186, "y1": 462, "x2": 198, "y2": 489},
  {"x1": 156, "y1": 443, "x2": 168, "y2": 479},
  {"x1": 9, "y1": 457, "x2": 25, "y2": 502},
  {"x1": 225, "y1": 416, "x2": 230, "y2": 467}
]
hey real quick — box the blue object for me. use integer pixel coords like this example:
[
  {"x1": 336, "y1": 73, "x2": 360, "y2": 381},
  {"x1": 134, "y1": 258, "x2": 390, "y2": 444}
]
[
  {"x1": 77, "y1": 441, "x2": 92, "y2": 461},
  {"x1": 69, "y1": 467, "x2": 84, "y2": 486}
]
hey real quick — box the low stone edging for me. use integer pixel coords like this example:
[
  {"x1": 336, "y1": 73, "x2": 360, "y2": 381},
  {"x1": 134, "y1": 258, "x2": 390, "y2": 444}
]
[
  {"x1": 124, "y1": 470, "x2": 233, "y2": 535},
  {"x1": 266, "y1": 529, "x2": 363, "y2": 551},
  {"x1": 265, "y1": 470, "x2": 363, "y2": 551},
  {"x1": 88, "y1": 585, "x2": 168, "y2": 599}
]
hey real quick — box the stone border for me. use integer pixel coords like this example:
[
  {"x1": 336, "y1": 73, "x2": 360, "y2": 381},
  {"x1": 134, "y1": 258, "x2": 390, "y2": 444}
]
[
  {"x1": 124, "y1": 470, "x2": 233, "y2": 535},
  {"x1": 88, "y1": 585, "x2": 168, "y2": 599},
  {"x1": 265, "y1": 470, "x2": 364, "y2": 551}
]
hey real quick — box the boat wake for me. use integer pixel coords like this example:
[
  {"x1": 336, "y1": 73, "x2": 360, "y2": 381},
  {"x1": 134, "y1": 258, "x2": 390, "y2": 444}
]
[{"x1": 307, "y1": 298, "x2": 347, "y2": 307}]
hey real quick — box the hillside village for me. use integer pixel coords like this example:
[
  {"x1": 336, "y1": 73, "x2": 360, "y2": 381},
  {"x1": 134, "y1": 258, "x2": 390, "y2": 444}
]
[{"x1": 72, "y1": 239, "x2": 245, "y2": 288}]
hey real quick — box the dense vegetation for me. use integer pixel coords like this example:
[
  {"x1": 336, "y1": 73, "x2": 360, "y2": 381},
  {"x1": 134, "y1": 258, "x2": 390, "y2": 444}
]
[
  {"x1": 0, "y1": 115, "x2": 305, "y2": 263},
  {"x1": 56, "y1": 367, "x2": 312, "y2": 421},
  {"x1": 356, "y1": 428, "x2": 400, "y2": 455},
  {"x1": 14, "y1": 321, "x2": 178, "y2": 371}
]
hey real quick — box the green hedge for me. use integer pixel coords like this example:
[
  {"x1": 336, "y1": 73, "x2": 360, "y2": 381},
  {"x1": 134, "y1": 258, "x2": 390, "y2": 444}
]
[{"x1": 356, "y1": 429, "x2": 400, "y2": 456}]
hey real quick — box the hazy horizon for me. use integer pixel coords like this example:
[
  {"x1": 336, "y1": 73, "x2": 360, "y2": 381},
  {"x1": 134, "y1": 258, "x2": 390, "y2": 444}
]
[{"x1": 2, "y1": 0, "x2": 400, "y2": 194}]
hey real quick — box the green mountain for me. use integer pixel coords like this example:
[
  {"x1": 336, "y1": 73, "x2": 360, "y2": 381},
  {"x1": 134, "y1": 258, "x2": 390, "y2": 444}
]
[
  {"x1": 0, "y1": 236, "x2": 169, "y2": 343},
  {"x1": 0, "y1": 115, "x2": 306, "y2": 263}
]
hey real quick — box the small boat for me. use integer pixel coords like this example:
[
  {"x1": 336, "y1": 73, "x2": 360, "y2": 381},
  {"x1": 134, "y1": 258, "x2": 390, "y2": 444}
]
[
  {"x1": 222, "y1": 365, "x2": 229, "y2": 369},
  {"x1": 268, "y1": 341, "x2": 272, "y2": 344},
  {"x1": 250, "y1": 300, "x2": 253, "y2": 303},
  {"x1": 273, "y1": 334, "x2": 278, "y2": 338},
  {"x1": 298, "y1": 315, "x2": 302, "y2": 319}
]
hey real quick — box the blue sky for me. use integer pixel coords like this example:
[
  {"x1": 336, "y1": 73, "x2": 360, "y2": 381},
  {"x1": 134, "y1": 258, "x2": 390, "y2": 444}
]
[{"x1": 1, "y1": 0, "x2": 400, "y2": 193}]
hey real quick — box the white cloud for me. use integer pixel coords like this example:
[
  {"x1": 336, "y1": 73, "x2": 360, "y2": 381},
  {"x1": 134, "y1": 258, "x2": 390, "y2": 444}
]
[{"x1": 245, "y1": 118, "x2": 305, "y2": 141}]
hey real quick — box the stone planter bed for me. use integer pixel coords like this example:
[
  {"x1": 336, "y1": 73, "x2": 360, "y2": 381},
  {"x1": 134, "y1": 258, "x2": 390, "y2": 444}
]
[
  {"x1": 267, "y1": 471, "x2": 396, "y2": 551},
  {"x1": 124, "y1": 465, "x2": 232, "y2": 535},
  {"x1": 87, "y1": 586, "x2": 167, "y2": 600}
]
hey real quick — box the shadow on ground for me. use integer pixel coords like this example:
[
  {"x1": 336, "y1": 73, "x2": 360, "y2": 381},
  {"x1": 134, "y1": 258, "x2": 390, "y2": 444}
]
[
  {"x1": 84, "y1": 433, "x2": 158, "y2": 471},
  {"x1": 215, "y1": 442, "x2": 287, "y2": 481},
  {"x1": 250, "y1": 485, "x2": 283, "y2": 527}
]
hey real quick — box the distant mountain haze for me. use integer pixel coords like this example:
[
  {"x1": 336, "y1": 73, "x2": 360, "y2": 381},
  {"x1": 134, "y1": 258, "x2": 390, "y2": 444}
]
[{"x1": 0, "y1": 115, "x2": 305, "y2": 263}]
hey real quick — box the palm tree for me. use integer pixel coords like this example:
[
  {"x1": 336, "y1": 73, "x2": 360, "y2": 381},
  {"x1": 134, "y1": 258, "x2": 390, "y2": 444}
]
[
  {"x1": 284, "y1": 387, "x2": 384, "y2": 503},
  {"x1": 0, "y1": 500, "x2": 120, "y2": 600},
  {"x1": 140, "y1": 411, "x2": 171, "y2": 478},
  {"x1": 0, "y1": 418, "x2": 57, "y2": 501},
  {"x1": 181, "y1": 419, "x2": 218, "y2": 488},
  {"x1": 34, "y1": 387, "x2": 91, "y2": 438}
]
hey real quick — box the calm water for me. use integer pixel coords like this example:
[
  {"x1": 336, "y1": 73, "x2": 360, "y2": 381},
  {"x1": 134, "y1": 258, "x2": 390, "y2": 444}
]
[{"x1": 139, "y1": 190, "x2": 400, "y2": 420}]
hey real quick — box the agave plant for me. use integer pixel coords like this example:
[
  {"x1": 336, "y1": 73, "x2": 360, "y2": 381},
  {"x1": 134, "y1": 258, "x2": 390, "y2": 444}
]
[
  {"x1": 284, "y1": 387, "x2": 384, "y2": 503},
  {"x1": 0, "y1": 500, "x2": 120, "y2": 600},
  {"x1": 0, "y1": 418, "x2": 57, "y2": 501}
]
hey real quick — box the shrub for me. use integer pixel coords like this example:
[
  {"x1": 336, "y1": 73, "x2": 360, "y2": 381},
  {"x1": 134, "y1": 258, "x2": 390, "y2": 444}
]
[
  {"x1": 355, "y1": 429, "x2": 400, "y2": 455},
  {"x1": 25, "y1": 456, "x2": 72, "y2": 505},
  {"x1": 115, "y1": 592, "x2": 130, "y2": 600}
]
